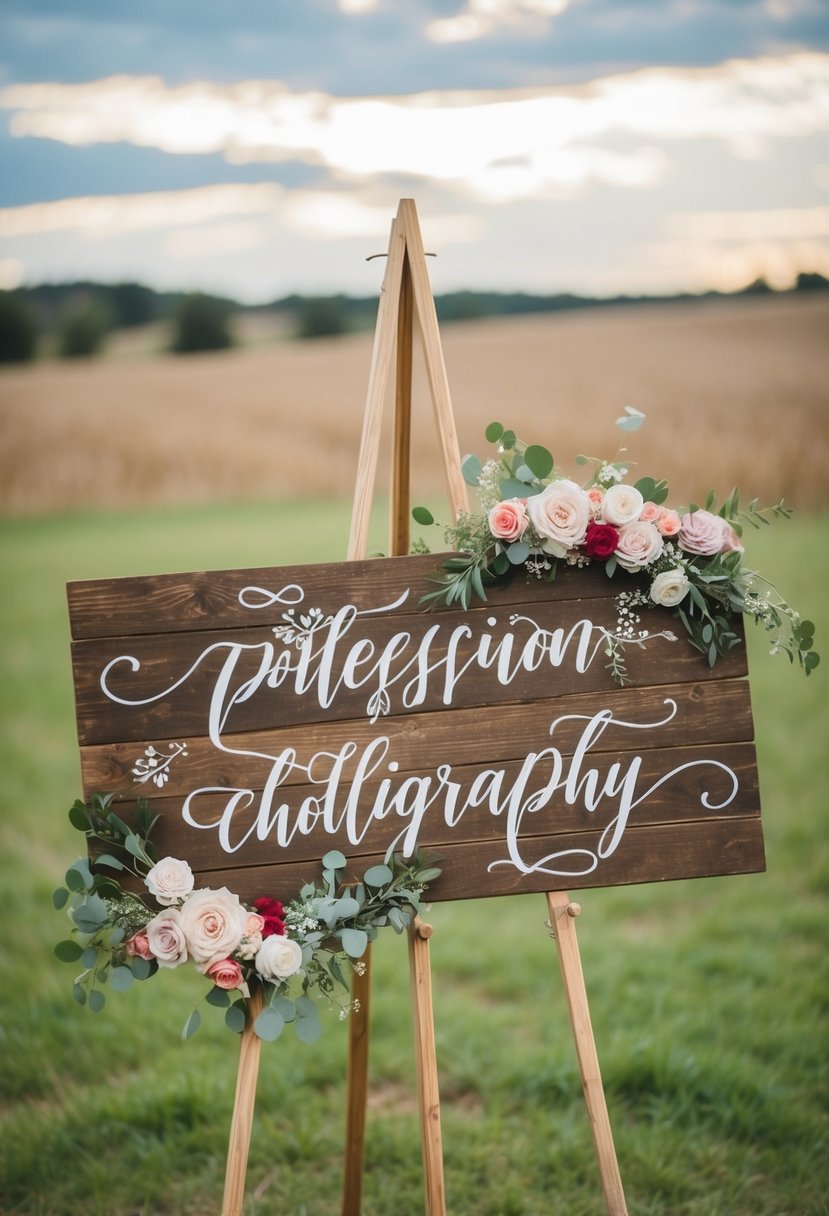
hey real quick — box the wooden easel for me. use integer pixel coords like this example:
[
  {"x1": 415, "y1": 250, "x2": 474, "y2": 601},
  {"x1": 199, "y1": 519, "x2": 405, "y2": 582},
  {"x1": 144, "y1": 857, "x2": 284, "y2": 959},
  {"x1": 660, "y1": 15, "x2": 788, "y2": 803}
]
[{"x1": 221, "y1": 198, "x2": 628, "y2": 1216}]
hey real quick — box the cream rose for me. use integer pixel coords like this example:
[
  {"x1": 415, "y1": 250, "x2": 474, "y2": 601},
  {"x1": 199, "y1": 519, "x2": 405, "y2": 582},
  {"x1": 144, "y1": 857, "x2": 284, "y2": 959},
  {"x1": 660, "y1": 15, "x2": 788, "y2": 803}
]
[
  {"x1": 615, "y1": 520, "x2": 664, "y2": 572},
  {"x1": 255, "y1": 934, "x2": 303, "y2": 982},
  {"x1": 488, "y1": 498, "x2": 528, "y2": 542},
  {"x1": 650, "y1": 568, "x2": 690, "y2": 607},
  {"x1": 527, "y1": 479, "x2": 590, "y2": 557},
  {"x1": 178, "y1": 887, "x2": 249, "y2": 968},
  {"x1": 145, "y1": 908, "x2": 188, "y2": 968},
  {"x1": 601, "y1": 483, "x2": 644, "y2": 527},
  {"x1": 145, "y1": 856, "x2": 195, "y2": 906}
]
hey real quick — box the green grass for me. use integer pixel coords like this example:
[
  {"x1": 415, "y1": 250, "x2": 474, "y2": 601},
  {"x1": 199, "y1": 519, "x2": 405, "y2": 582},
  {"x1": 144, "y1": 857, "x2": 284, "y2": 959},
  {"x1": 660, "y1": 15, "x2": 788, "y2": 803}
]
[{"x1": 1, "y1": 504, "x2": 827, "y2": 1215}]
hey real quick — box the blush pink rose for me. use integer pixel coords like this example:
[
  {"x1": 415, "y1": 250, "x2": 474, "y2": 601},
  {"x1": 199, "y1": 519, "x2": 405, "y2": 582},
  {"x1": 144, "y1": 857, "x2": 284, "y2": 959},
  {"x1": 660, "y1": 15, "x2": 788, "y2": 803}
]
[
  {"x1": 144, "y1": 856, "x2": 194, "y2": 906},
  {"x1": 205, "y1": 958, "x2": 245, "y2": 990},
  {"x1": 178, "y1": 886, "x2": 249, "y2": 969},
  {"x1": 126, "y1": 930, "x2": 154, "y2": 961},
  {"x1": 679, "y1": 509, "x2": 744, "y2": 556},
  {"x1": 488, "y1": 499, "x2": 528, "y2": 542},
  {"x1": 527, "y1": 479, "x2": 591, "y2": 557},
  {"x1": 615, "y1": 520, "x2": 664, "y2": 572},
  {"x1": 145, "y1": 909, "x2": 188, "y2": 968},
  {"x1": 657, "y1": 508, "x2": 682, "y2": 537},
  {"x1": 639, "y1": 501, "x2": 661, "y2": 523},
  {"x1": 237, "y1": 913, "x2": 266, "y2": 961}
]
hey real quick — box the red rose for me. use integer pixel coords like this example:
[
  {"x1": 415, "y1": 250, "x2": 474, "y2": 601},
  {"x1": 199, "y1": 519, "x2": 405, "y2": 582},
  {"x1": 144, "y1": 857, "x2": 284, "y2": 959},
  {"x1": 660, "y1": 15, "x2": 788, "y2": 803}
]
[
  {"x1": 583, "y1": 521, "x2": 620, "y2": 559},
  {"x1": 253, "y1": 896, "x2": 285, "y2": 938}
]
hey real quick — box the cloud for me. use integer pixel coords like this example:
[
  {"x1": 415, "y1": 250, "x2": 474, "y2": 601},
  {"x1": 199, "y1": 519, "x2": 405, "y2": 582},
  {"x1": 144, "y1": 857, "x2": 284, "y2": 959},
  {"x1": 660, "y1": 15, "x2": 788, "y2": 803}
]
[
  {"x1": 426, "y1": 0, "x2": 576, "y2": 44},
  {"x1": 669, "y1": 205, "x2": 829, "y2": 241},
  {"x1": 3, "y1": 54, "x2": 826, "y2": 207}
]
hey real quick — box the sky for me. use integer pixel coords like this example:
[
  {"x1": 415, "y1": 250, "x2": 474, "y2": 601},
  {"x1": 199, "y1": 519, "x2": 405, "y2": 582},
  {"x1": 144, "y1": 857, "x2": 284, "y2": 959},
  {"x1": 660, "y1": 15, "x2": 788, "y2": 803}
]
[{"x1": 1, "y1": 0, "x2": 828, "y2": 302}]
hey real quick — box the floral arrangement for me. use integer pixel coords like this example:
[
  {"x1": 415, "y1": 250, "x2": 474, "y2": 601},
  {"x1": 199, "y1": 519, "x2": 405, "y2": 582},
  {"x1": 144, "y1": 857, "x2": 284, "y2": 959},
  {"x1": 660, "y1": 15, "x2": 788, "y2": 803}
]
[
  {"x1": 54, "y1": 794, "x2": 440, "y2": 1043},
  {"x1": 413, "y1": 410, "x2": 818, "y2": 683}
]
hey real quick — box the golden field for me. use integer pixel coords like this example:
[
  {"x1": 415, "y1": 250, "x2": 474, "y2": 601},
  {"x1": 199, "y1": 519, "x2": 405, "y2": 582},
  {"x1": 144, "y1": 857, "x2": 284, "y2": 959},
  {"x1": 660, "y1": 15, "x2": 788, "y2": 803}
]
[{"x1": 1, "y1": 292, "x2": 827, "y2": 517}]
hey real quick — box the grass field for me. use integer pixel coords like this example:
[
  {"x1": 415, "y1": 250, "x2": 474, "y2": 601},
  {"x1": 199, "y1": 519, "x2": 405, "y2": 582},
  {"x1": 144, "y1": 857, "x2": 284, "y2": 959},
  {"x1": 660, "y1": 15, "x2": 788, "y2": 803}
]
[{"x1": 0, "y1": 497, "x2": 827, "y2": 1215}]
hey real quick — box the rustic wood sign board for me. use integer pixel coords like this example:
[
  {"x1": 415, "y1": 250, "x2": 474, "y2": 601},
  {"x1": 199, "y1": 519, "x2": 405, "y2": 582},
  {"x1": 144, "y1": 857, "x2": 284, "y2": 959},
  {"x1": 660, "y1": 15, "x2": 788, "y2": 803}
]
[{"x1": 67, "y1": 553, "x2": 764, "y2": 904}]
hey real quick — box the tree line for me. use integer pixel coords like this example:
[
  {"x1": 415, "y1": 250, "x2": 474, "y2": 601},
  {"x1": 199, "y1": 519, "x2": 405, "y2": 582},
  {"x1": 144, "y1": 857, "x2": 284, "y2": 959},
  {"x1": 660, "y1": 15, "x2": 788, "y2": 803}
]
[{"x1": 1, "y1": 273, "x2": 827, "y2": 364}]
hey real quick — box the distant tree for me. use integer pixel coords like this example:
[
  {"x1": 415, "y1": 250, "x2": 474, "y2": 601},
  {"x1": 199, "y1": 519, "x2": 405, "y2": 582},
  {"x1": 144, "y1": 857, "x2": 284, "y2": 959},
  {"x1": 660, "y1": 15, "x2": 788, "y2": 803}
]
[
  {"x1": 58, "y1": 301, "x2": 110, "y2": 358},
  {"x1": 295, "y1": 295, "x2": 349, "y2": 339},
  {"x1": 0, "y1": 290, "x2": 38, "y2": 363},
  {"x1": 794, "y1": 272, "x2": 829, "y2": 292},
  {"x1": 111, "y1": 282, "x2": 158, "y2": 328},
  {"x1": 171, "y1": 292, "x2": 235, "y2": 353}
]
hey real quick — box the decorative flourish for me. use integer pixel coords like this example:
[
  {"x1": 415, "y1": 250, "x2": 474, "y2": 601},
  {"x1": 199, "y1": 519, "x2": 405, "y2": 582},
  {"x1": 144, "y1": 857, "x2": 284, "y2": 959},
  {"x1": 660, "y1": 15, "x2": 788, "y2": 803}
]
[
  {"x1": 53, "y1": 793, "x2": 440, "y2": 1043},
  {"x1": 273, "y1": 605, "x2": 334, "y2": 648},
  {"x1": 131, "y1": 742, "x2": 188, "y2": 788},
  {"x1": 413, "y1": 412, "x2": 818, "y2": 684}
]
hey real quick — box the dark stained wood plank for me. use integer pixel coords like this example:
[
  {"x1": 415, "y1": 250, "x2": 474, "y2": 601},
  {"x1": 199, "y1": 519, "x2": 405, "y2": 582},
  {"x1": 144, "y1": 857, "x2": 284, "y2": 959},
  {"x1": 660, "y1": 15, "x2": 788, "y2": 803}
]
[
  {"x1": 185, "y1": 816, "x2": 766, "y2": 904},
  {"x1": 100, "y1": 740, "x2": 758, "y2": 874},
  {"x1": 70, "y1": 595, "x2": 747, "y2": 746},
  {"x1": 67, "y1": 553, "x2": 624, "y2": 640}
]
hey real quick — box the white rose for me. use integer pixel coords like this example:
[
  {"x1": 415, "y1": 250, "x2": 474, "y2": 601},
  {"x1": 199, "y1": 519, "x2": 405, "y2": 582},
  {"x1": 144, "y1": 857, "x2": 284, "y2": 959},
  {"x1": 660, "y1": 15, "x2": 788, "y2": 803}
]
[
  {"x1": 650, "y1": 568, "x2": 690, "y2": 607},
  {"x1": 177, "y1": 886, "x2": 249, "y2": 968},
  {"x1": 527, "y1": 479, "x2": 591, "y2": 558},
  {"x1": 601, "y1": 483, "x2": 645, "y2": 527},
  {"x1": 255, "y1": 934, "x2": 304, "y2": 982},
  {"x1": 615, "y1": 520, "x2": 664, "y2": 572},
  {"x1": 145, "y1": 856, "x2": 194, "y2": 906},
  {"x1": 145, "y1": 908, "x2": 188, "y2": 968}
]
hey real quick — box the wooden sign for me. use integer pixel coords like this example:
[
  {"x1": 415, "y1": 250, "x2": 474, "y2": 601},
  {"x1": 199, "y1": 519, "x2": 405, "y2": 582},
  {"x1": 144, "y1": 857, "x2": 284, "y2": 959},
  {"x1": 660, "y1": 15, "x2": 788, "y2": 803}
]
[{"x1": 67, "y1": 551, "x2": 764, "y2": 904}]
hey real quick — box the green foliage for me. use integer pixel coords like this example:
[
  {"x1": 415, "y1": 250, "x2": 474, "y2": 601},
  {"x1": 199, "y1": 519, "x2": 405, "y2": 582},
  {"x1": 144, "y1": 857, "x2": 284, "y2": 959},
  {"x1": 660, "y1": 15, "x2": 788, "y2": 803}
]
[
  {"x1": 0, "y1": 289, "x2": 39, "y2": 362},
  {"x1": 294, "y1": 294, "x2": 350, "y2": 340},
  {"x1": 171, "y1": 292, "x2": 235, "y2": 354},
  {"x1": 58, "y1": 299, "x2": 110, "y2": 358}
]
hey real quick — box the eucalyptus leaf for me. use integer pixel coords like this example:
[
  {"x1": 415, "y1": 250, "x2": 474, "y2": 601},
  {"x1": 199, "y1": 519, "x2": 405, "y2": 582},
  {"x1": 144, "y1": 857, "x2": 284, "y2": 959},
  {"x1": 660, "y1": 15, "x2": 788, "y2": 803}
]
[
  {"x1": 110, "y1": 966, "x2": 134, "y2": 992},
  {"x1": 272, "y1": 994, "x2": 296, "y2": 1022},
  {"x1": 88, "y1": 990, "x2": 106, "y2": 1013},
  {"x1": 93, "y1": 853, "x2": 125, "y2": 872},
  {"x1": 124, "y1": 834, "x2": 145, "y2": 860},
  {"x1": 462, "y1": 454, "x2": 483, "y2": 486},
  {"x1": 68, "y1": 802, "x2": 91, "y2": 832},
  {"x1": 294, "y1": 1014, "x2": 323, "y2": 1044},
  {"x1": 72, "y1": 983, "x2": 87, "y2": 1006},
  {"x1": 485, "y1": 421, "x2": 504, "y2": 443},
  {"x1": 52, "y1": 887, "x2": 69, "y2": 910},
  {"x1": 334, "y1": 896, "x2": 361, "y2": 919},
  {"x1": 65, "y1": 859, "x2": 92, "y2": 892},
  {"x1": 341, "y1": 927, "x2": 369, "y2": 958},
  {"x1": 616, "y1": 406, "x2": 645, "y2": 432},
  {"x1": 363, "y1": 864, "x2": 393, "y2": 887},
  {"x1": 501, "y1": 429, "x2": 516, "y2": 449},
  {"x1": 321, "y1": 849, "x2": 347, "y2": 870},
  {"x1": 225, "y1": 1003, "x2": 247, "y2": 1034},
  {"x1": 411, "y1": 505, "x2": 434, "y2": 526},
  {"x1": 254, "y1": 1007, "x2": 285, "y2": 1041},
  {"x1": 81, "y1": 947, "x2": 99, "y2": 969},
  {"x1": 182, "y1": 1008, "x2": 202, "y2": 1040},
  {"x1": 54, "y1": 939, "x2": 84, "y2": 963},
  {"x1": 524, "y1": 444, "x2": 554, "y2": 479},
  {"x1": 506, "y1": 541, "x2": 529, "y2": 565},
  {"x1": 130, "y1": 956, "x2": 152, "y2": 980},
  {"x1": 206, "y1": 985, "x2": 231, "y2": 1008},
  {"x1": 500, "y1": 477, "x2": 542, "y2": 499}
]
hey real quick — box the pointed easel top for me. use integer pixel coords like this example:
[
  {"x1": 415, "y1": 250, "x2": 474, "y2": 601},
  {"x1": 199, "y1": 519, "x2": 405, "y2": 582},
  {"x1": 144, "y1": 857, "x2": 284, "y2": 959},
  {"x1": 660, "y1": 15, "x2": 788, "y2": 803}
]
[{"x1": 347, "y1": 199, "x2": 469, "y2": 562}]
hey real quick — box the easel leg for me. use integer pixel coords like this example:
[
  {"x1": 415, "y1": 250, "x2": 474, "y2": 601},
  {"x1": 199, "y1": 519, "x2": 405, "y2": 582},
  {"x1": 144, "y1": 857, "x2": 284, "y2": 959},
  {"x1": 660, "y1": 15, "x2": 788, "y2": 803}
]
[
  {"x1": 222, "y1": 986, "x2": 265, "y2": 1216},
  {"x1": 341, "y1": 944, "x2": 373, "y2": 1216},
  {"x1": 546, "y1": 892, "x2": 628, "y2": 1216},
  {"x1": 409, "y1": 917, "x2": 447, "y2": 1216}
]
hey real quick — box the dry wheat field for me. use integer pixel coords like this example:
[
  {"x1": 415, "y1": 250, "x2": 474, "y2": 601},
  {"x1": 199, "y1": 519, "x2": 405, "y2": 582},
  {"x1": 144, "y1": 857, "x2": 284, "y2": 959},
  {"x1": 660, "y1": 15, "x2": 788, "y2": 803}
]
[{"x1": 1, "y1": 292, "x2": 827, "y2": 517}]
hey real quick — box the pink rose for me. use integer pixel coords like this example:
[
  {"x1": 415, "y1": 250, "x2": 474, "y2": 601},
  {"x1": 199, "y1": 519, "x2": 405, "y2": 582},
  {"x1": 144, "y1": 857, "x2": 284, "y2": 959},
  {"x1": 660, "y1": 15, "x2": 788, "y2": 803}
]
[
  {"x1": 639, "y1": 501, "x2": 660, "y2": 523},
  {"x1": 488, "y1": 499, "x2": 528, "y2": 542},
  {"x1": 145, "y1": 908, "x2": 188, "y2": 968},
  {"x1": 178, "y1": 887, "x2": 249, "y2": 969},
  {"x1": 602, "y1": 483, "x2": 644, "y2": 527},
  {"x1": 615, "y1": 520, "x2": 664, "y2": 572},
  {"x1": 126, "y1": 930, "x2": 153, "y2": 961},
  {"x1": 679, "y1": 509, "x2": 743, "y2": 556},
  {"x1": 527, "y1": 479, "x2": 591, "y2": 557},
  {"x1": 656, "y1": 508, "x2": 682, "y2": 537},
  {"x1": 205, "y1": 958, "x2": 245, "y2": 990},
  {"x1": 586, "y1": 487, "x2": 604, "y2": 518}
]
